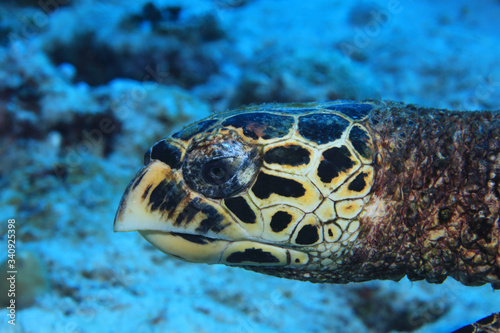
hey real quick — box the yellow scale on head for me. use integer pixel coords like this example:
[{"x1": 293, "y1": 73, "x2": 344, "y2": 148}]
[{"x1": 114, "y1": 101, "x2": 377, "y2": 269}]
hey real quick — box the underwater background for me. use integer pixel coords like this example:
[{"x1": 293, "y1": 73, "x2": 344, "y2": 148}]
[{"x1": 0, "y1": 0, "x2": 499, "y2": 332}]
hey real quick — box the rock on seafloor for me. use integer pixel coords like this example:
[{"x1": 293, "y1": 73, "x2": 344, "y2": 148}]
[{"x1": 0, "y1": 0, "x2": 499, "y2": 332}]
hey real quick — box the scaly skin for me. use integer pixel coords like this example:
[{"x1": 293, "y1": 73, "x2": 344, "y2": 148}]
[{"x1": 248, "y1": 101, "x2": 500, "y2": 288}]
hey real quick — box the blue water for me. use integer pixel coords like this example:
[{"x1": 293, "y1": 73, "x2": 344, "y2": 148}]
[{"x1": 0, "y1": 0, "x2": 499, "y2": 332}]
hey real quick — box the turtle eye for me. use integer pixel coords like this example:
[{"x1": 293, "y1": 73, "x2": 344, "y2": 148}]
[
  {"x1": 182, "y1": 137, "x2": 261, "y2": 199},
  {"x1": 202, "y1": 158, "x2": 237, "y2": 185}
]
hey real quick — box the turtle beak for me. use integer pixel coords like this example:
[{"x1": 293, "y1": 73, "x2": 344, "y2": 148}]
[
  {"x1": 113, "y1": 162, "x2": 185, "y2": 233},
  {"x1": 113, "y1": 161, "x2": 250, "y2": 263},
  {"x1": 114, "y1": 161, "x2": 245, "y2": 236}
]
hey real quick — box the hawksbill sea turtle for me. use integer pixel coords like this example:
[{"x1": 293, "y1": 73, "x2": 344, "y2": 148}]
[{"x1": 114, "y1": 100, "x2": 500, "y2": 332}]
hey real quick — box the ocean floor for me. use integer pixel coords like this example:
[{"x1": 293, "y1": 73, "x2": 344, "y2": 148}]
[{"x1": 0, "y1": 0, "x2": 499, "y2": 332}]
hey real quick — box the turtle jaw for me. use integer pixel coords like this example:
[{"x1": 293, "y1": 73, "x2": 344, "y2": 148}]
[
  {"x1": 139, "y1": 230, "x2": 310, "y2": 267},
  {"x1": 138, "y1": 230, "x2": 230, "y2": 264}
]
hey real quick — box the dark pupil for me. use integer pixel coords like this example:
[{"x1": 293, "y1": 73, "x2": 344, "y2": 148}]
[
  {"x1": 210, "y1": 166, "x2": 225, "y2": 179},
  {"x1": 202, "y1": 159, "x2": 234, "y2": 185}
]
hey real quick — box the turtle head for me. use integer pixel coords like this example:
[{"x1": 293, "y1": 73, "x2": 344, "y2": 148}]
[
  {"x1": 114, "y1": 122, "x2": 312, "y2": 267},
  {"x1": 115, "y1": 103, "x2": 376, "y2": 271}
]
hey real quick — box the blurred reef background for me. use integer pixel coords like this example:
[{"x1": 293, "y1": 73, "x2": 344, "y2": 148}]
[{"x1": 0, "y1": 0, "x2": 499, "y2": 332}]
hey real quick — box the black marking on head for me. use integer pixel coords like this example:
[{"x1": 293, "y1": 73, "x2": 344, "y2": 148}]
[
  {"x1": 147, "y1": 140, "x2": 183, "y2": 169},
  {"x1": 175, "y1": 198, "x2": 201, "y2": 226},
  {"x1": 171, "y1": 232, "x2": 216, "y2": 245},
  {"x1": 224, "y1": 196, "x2": 256, "y2": 224},
  {"x1": 131, "y1": 168, "x2": 147, "y2": 191},
  {"x1": 317, "y1": 146, "x2": 355, "y2": 183},
  {"x1": 264, "y1": 145, "x2": 310, "y2": 166},
  {"x1": 226, "y1": 248, "x2": 280, "y2": 264},
  {"x1": 324, "y1": 103, "x2": 373, "y2": 120},
  {"x1": 270, "y1": 211, "x2": 293, "y2": 232},
  {"x1": 142, "y1": 184, "x2": 152, "y2": 200},
  {"x1": 348, "y1": 172, "x2": 368, "y2": 192},
  {"x1": 175, "y1": 197, "x2": 227, "y2": 234},
  {"x1": 295, "y1": 224, "x2": 320, "y2": 245},
  {"x1": 349, "y1": 126, "x2": 373, "y2": 160},
  {"x1": 327, "y1": 229, "x2": 334, "y2": 237},
  {"x1": 149, "y1": 180, "x2": 187, "y2": 217},
  {"x1": 298, "y1": 113, "x2": 350, "y2": 145},
  {"x1": 196, "y1": 214, "x2": 227, "y2": 234},
  {"x1": 222, "y1": 112, "x2": 294, "y2": 140},
  {"x1": 172, "y1": 119, "x2": 218, "y2": 141},
  {"x1": 251, "y1": 172, "x2": 306, "y2": 199},
  {"x1": 158, "y1": 188, "x2": 186, "y2": 218}
]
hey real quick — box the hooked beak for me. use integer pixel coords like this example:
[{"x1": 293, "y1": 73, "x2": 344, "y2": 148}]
[{"x1": 114, "y1": 161, "x2": 248, "y2": 263}]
